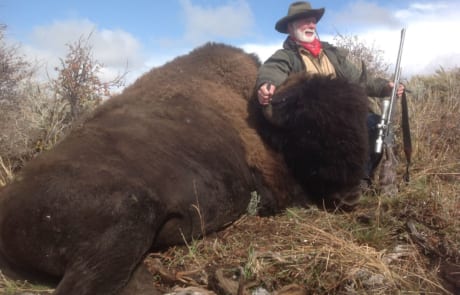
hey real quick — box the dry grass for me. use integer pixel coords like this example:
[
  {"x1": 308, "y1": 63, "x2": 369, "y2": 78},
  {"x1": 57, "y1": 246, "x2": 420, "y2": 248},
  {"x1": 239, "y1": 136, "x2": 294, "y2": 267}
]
[
  {"x1": 146, "y1": 200, "x2": 454, "y2": 294},
  {"x1": 0, "y1": 271, "x2": 53, "y2": 295},
  {"x1": 0, "y1": 156, "x2": 14, "y2": 187},
  {"x1": 1, "y1": 68, "x2": 459, "y2": 294}
]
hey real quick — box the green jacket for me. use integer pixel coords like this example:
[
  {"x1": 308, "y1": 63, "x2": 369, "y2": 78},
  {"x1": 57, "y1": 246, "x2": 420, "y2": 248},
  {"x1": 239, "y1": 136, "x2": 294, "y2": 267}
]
[{"x1": 256, "y1": 37, "x2": 390, "y2": 101}]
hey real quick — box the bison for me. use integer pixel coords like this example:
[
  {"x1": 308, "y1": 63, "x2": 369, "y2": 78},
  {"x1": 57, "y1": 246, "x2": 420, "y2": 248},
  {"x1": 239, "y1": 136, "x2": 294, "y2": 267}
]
[{"x1": 0, "y1": 43, "x2": 368, "y2": 295}]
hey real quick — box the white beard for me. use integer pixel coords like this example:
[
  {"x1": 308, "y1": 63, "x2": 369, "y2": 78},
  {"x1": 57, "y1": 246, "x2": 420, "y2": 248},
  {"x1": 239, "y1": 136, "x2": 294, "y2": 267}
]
[{"x1": 293, "y1": 27, "x2": 317, "y2": 43}]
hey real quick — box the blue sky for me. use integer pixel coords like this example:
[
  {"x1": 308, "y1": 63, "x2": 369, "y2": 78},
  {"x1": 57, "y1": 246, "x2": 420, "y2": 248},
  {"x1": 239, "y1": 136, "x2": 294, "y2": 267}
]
[{"x1": 2, "y1": 0, "x2": 460, "y2": 85}]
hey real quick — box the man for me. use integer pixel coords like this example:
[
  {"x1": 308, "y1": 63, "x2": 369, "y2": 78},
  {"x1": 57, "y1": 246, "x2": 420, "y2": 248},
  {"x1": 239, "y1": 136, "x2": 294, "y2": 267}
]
[{"x1": 256, "y1": 1, "x2": 404, "y2": 185}]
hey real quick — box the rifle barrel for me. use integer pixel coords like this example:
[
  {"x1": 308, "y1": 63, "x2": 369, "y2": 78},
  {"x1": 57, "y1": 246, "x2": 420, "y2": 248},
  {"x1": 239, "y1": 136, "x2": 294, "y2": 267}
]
[{"x1": 385, "y1": 28, "x2": 406, "y2": 137}]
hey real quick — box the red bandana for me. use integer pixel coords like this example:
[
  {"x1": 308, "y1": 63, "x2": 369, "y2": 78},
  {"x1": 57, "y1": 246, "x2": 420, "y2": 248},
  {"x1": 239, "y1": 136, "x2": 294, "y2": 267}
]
[{"x1": 292, "y1": 37, "x2": 322, "y2": 57}]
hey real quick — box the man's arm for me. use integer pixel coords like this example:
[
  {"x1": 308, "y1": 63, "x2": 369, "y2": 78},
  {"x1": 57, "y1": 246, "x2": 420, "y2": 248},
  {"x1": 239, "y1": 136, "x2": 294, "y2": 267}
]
[{"x1": 256, "y1": 49, "x2": 293, "y2": 90}]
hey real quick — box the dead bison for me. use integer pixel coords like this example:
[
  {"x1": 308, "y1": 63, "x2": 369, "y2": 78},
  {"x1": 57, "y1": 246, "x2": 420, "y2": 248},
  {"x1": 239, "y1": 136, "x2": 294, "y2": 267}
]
[{"x1": 0, "y1": 43, "x2": 368, "y2": 295}]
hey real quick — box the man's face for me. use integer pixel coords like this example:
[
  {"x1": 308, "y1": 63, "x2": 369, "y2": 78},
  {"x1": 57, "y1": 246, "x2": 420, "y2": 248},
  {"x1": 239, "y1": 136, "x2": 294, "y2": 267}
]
[{"x1": 289, "y1": 17, "x2": 317, "y2": 43}]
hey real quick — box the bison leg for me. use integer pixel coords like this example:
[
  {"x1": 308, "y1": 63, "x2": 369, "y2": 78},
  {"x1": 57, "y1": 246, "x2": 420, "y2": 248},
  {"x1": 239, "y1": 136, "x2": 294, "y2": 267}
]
[
  {"x1": 54, "y1": 228, "x2": 152, "y2": 295},
  {"x1": 54, "y1": 194, "x2": 162, "y2": 295}
]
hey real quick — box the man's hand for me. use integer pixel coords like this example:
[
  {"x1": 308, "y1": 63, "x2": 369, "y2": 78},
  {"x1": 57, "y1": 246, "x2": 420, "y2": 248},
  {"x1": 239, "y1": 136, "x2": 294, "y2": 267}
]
[
  {"x1": 388, "y1": 82, "x2": 405, "y2": 97},
  {"x1": 257, "y1": 83, "x2": 276, "y2": 105}
]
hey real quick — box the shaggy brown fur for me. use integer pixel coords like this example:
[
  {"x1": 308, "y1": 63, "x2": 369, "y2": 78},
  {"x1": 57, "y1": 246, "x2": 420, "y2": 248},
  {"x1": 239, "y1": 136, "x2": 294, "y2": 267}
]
[
  {"x1": 0, "y1": 43, "x2": 368, "y2": 295},
  {"x1": 248, "y1": 73, "x2": 369, "y2": 209}
]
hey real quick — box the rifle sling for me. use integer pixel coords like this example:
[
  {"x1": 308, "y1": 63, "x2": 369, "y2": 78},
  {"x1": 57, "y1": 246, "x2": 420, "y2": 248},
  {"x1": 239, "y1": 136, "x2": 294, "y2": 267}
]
[{"x1": 401, "y1": 91, "x2": 412, "y2": 182}]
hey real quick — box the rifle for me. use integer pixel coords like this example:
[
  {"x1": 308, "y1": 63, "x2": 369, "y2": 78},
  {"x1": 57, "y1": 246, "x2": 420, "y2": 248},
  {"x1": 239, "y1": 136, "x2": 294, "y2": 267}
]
[
  {"x1": 375, "y1": 28, "x2": 412, "y2": 182},
  {"x1": 375, "y1": 28, "x2": 406, "y2": 154}
]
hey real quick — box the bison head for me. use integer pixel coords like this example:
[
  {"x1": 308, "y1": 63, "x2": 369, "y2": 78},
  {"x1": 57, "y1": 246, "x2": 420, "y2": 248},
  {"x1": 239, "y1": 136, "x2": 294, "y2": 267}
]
[{"x1": 267, "y1": 73, "x2": 369, "y2": 209}]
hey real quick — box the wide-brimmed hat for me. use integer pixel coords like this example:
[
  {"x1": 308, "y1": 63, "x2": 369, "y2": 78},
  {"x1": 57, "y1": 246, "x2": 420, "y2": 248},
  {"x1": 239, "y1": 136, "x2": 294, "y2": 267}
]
[{"x1": 275, "y1": 1, "x2": 325, "y2": 33}]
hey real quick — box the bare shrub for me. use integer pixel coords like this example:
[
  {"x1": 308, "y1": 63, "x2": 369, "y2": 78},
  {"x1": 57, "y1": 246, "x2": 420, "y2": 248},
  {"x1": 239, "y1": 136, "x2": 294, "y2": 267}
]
[
  {"x1": 0, "y1": 29, "x2": 127, "y2": 184},
  {"x1": 0, "y1": 25, "x2": 38, "y2": 180},
  {"x1": 0, "y1": 79, "x2": 70, "y2": 181},
  {"x1": 333, "y1": 33, "x2": 391, "y2": 78},
  {"x1": 52, "y1": 33, "x2": 126, "y2": 122},
  {"x1": 0, "y1": 25, "x2": 34, "y2": 103}
]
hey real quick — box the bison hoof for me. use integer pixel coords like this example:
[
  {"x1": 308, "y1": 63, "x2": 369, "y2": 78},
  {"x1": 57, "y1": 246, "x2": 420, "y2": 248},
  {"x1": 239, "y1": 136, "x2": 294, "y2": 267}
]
[{"x1": 323, "y1": 185, "x2": 363, "y2": 212}]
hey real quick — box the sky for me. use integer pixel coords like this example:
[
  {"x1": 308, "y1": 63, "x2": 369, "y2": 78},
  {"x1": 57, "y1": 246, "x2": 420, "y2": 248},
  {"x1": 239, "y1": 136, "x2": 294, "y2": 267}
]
[{"x1": 2, "y1": 0, "x2": 460, "y2": 87}]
